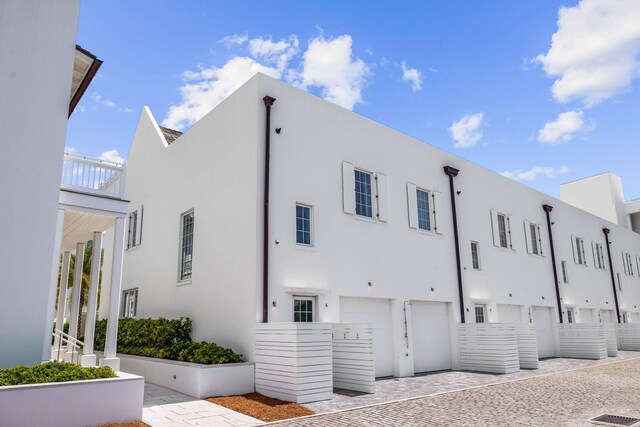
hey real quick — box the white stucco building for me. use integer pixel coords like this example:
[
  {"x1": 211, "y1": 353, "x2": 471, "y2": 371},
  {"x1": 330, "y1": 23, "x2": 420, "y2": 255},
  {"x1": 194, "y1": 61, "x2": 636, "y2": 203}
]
[{"x1": 121, "y1": 73, "x2": 640, "y2": 385}]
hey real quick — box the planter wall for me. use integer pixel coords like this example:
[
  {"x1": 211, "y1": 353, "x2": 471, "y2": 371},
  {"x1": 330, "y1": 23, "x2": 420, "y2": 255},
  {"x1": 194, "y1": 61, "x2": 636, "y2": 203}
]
[
  {"x1": 558, "y1": 324, "x2": 607, "y2": 360},
  {"x1": 115, "y1": 353, "x2": 254, "y2": 399},
  {"x1": 0, "y1": 372, "x2": 143, "y2": 427},
  {"x1": 255, "y1": 322, "x2": 333, "y2": 404},
  {"x1": 617, "y1": 324, "x2": 640, "y2": 351},
  {"x1": 332, "y1": 323, "x2": 375, "y2": 394},
  {"x1": 458, "y1": 324, "x2": 520, "y2": 374}
]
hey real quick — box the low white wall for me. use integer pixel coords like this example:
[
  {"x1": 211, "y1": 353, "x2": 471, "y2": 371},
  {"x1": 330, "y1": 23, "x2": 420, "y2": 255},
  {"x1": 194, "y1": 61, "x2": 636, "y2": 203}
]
[
  {"x1": 332, "y1": 323, "x2": 375, "y2": 394},
  {"x1": 514, "y1": 323, "x2": 539, "y2": 369},
  {"x1": 255, "y1": 322, "x2": 333, "y2": 404},
  {"x1": 558, "y1": 324, "x2": 608, "y2": 360},
  {"x1": 602, "y1": 323, "x2": 619, "y2": 357},
  {"x1": 458, "y1": 324, "x2": 520, "y2": 374},
  {"x1": 0, "y1": 372, "x2": 143, "y2": 427},
  {"x1": 617, "y1": 324, "x2": 640, "y2": 351},
  {"x1": 117, "y1": 353, "x2": 254, "y2": 398}
]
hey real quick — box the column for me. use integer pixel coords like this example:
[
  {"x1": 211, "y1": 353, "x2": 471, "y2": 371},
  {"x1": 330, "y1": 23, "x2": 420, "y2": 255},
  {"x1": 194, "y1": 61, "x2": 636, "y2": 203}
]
[
  {"x1": 65, "y1": 242, "x2": 85, "y2": 362},
  {"x1": 80, "y1": 232, "x2": 103, "y2": 367},
  {"x1": 51, "y1": 251, "x2": 71, "y2": 360},
  {"x1": 41, "y1": 208, "x2": 65, "y2": 363},
  {"x1": 100, "y1": 217, "x2": 126, "y2": 371}
]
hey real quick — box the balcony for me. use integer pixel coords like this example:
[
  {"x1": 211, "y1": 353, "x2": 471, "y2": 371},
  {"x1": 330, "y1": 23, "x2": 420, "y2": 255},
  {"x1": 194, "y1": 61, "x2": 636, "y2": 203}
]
[{"x1": 61, "y1": 152, "x2": 126, "y2": 199}]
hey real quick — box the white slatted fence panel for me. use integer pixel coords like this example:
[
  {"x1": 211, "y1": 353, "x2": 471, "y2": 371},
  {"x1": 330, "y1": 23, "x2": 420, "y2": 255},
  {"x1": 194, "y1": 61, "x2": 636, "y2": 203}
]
[
  {"x1": 332, "y1": 323, "x2": 375, "y2": 394},
  {"x1": 458, "y1": 324, "x2": 520, "y2": 374},
  {"x1": 617, "y1": 324, "x2": 640, "y2": 351},
  {"x1": 602, "y1": 323, "x2": 618, "y2": 357},
  {"x1": 514, "y1": 323, "x2": 539, "y2": 369},
  {"x1": 558, "y1": 324, "x2": 607, "y2": 360}
]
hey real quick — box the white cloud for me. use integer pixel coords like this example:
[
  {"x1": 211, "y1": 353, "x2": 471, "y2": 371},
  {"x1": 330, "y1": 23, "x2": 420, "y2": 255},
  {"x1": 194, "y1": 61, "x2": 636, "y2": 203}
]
[
  {"x1": 537, "y1": 110, "x2": 592, "y2": 145},
  {"x1": 219, "y1": 33, "x2": 248, "y2": 47},
  {"x1": 501, "y1": 166, "x2": 569, "y2": 181},
  {"x1": 163, "y1": 57, "x2": 280, "y2": 130},
  {"x1": 289, "y1": 35, "x2": 370, "y2": 110},
  {"x1": 249, "y1": 35, "x2": 299, "y2": 72},
  {"x1": 99, "y1": 149, "x2": 125, "y2": 164},
  {"x1": 449, "y1": 112, "x2": 485, "y2": 148},
  {"x1": 535, "y1": 0, "x2": 640, "y2": 106},
  {"x1": 401, "y1": 61, "x2": 423, "y2": 92},
  {"x1": 65, "y1": 146, "x2": 77, "y2": 153},
  {"x1": 91, "y1": 93, "x2": 132, "y2": 113}
]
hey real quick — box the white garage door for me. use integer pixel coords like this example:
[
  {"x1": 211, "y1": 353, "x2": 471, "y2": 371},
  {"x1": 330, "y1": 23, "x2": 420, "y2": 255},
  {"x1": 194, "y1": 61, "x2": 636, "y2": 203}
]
[
  {"x1": 531, "y1": 306, "x2": 556, "y2": 358},
  {"x1": 340, "y1": 297, "x2": 394, "y2": 377},
  {"x1": 600, "y1": 309, "x2": 615, "y2": 323},
  {"x1": 579, "y1": 308, "x2": 594, "y2": 323},
  {"x1": 411, "y1": 301, "x2": 451, "y2": 373},
  {"x1": 497, "y1": 304, "x2": 523, "y2": 323},
  {"x1": 631, "y1": 313, "x2": 640, "y2": 323}
]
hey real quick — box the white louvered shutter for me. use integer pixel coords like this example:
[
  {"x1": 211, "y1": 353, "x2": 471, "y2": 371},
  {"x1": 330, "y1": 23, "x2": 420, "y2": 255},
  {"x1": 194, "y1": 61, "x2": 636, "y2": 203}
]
[
  {"x1": 507, "y1": 215, "x2": 515, "y2": 250},
  {"x1": 407, "y1": 183, "x2": 418, "y2": 229},
  {"x1": 538, "y1": 225, "x2": 544, "y2": 256},
  {"x1": 571, "y1": 235, "x2": 578, "y2": 264},
  {"x1": 524, "y1": 220, "x2": 532, "y2": 254},
  {"x1": 135, "y1": 206, "x2": 143, "y2": 246},
  {"x1": 432, "y1": 190, "x2": 444, "y2": 235},
  {"x1": 376, "y1": 173, "x2": 389, "y2": 222},
  {"x1": 491, "y1": 210, "x2": 500, "y2": 247},
  {"x1": 342, "y1": 162, "x2": 355, "y2": 215},
  {"x1": 592, "y1": 242, "x2": 597, "y2": 267}
]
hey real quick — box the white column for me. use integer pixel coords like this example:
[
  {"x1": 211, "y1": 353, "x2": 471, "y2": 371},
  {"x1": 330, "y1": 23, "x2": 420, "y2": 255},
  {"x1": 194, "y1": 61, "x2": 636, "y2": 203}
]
[
  {"x1": 65, "y1": 242, "x2": 85, "y2": 362},
  {"x1": 51, "y1": 251, "x2": 71, "y2": 360},
  {"x1": 41, "y1": 208, "x2": 65, "y2": 363},
  {"x1": 80, "y1": 232, "x2": 103, "y2": 367},
  {"x1": 100, "y1": 217, "x2": 126, "y2": 371}
]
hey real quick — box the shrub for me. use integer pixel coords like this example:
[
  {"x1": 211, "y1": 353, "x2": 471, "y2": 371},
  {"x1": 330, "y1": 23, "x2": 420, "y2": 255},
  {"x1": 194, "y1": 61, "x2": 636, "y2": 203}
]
[
  {"x1": 92, "y1": 317, "x2": 242, "y2": 364},
  {"x1": 0, "y1": 362, "x2": 115, "y2": 386}
]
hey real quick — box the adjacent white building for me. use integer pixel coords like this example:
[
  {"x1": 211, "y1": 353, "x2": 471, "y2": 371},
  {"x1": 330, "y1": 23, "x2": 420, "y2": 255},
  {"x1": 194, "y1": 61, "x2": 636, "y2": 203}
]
[{"x1": 121, "y1": 73, "x2": 640, "y2": 382}]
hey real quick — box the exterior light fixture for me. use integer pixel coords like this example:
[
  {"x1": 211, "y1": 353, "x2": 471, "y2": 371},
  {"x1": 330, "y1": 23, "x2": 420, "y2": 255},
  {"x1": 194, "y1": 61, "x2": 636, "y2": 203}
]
[{"x1": 272, "y1": 301, "x2": 277, "y2": 308}]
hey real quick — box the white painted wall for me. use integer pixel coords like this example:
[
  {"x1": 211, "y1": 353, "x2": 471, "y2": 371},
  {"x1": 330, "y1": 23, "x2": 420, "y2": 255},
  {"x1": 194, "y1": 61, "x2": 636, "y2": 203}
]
[
  {"x1": 0, "y1": 0, "x2": 80, "y2": 368},
  {"x1": 122, "y1": 74, "x2": 640, "y2": 379},
  {"x1": 560, "y1": 173, "x2": 627, "y2": 226}
]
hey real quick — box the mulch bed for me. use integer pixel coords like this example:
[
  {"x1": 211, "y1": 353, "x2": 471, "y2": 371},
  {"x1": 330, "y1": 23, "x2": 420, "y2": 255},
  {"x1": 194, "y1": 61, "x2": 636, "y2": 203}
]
[
  {"x1": 207, "y1": 392, "x2": 315, "y2": 422},
  {"x1": 99, "y1": 422, "x2": 150, "y2": 427}
]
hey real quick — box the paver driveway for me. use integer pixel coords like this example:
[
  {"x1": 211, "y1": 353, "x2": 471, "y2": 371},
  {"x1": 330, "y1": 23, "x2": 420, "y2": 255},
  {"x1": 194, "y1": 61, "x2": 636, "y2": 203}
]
[{"x1": 271, "y1": 357, "x2": 640, "y2": 426}]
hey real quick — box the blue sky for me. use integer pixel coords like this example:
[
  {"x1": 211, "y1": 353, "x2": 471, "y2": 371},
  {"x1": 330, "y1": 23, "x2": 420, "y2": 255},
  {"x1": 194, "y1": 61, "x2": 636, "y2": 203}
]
[{"x1": 68, "y1": 0, "x2": 640, "y2": 198}]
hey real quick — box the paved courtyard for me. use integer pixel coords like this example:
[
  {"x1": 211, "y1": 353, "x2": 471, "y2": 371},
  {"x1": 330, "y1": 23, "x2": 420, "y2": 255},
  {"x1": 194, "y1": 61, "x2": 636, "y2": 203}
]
[{"x1": 270, "y1": 354, "x2": 640, "y2": 426}]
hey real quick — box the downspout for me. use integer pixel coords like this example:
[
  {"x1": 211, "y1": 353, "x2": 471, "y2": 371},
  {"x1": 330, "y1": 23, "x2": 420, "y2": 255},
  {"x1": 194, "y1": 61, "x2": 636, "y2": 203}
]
[
  {"x1": 603, "y1": 228, "x2": 621, "y2": 323},
  {"x1": 542, "y1": 204, "x2": 563, "y2": 323},
  {"x1": 443, "y1": 166, "x2": 465, "y2": 323},
  {"x1": 262, "y1": 96, "x2": 276, "y2": 323}
]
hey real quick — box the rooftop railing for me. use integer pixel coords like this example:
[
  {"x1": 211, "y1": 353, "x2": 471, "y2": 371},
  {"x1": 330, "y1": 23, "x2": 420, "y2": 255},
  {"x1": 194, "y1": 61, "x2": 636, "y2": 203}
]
[{"x1": 61, "y1": 152, "x2": 126, "y2": 198}]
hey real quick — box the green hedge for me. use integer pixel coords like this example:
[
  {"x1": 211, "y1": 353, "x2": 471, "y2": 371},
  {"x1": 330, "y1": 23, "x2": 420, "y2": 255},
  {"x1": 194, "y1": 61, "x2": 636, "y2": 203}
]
[
  {"x1": 0, "y1": 362, "x2": 115, "y2": 386},
  {"x1": 93, "y1": 317, "x2": 243, "y2": 365}
]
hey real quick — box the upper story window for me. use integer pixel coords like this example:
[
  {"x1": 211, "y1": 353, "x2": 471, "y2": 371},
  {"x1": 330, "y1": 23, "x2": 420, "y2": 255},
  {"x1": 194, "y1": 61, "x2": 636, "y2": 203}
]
[
  {"x1": 471, "y1": 241, "x2": 481, "y2": 270},
  {"x1": 416, "y1": 188, "x2": 431, "y2": 231},
  {"x1": 497, "y1": 214, "x2": 508, "y2": 248},
  {"x1": 593, "y1": 243, "x2": 605, "y2": 270},
  {"x1": 475, "y1": 304, "x2": 487, "y2": 323},
  {"x1": 354, "y1": 169, "x2": 373, "y2": 218},
  {"x1": 491, "y1": 210, "x2": 514, "y2": 250},
  {"x1": 121, "y1": 288, "x2": 138, "y2": 318},
  {"x1": 524, "y1": 220, "x2": 542, "y2": 256},
  {"x1": 561, "y1": 260, "x2": 569, "y2": 284},
  {"x1": 296, "y1": 204, "x2": 312, "y2": 246},
  {"x1": 127, "y1": 207, "x2": 143, "y2": 249},
  {"x1": 572, "y1": 235, "x2": 586, "y2": 266},
  {"x1": 293, "y1": 296, "x2": 315, "y2": 322},
  {"x1": 179, "y1": 210, "x2": 194, "y2": 282},
  {"x1": 623, "y1": 252, "x2": 634, "y2": 276},
  {"x1": 617, "y1": 272, "x2": 623, "y2": 292}
]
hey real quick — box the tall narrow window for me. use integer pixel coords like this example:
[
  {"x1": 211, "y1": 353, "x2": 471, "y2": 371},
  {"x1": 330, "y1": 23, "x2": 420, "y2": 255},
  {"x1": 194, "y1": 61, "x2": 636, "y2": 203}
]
[
  {"x1": 566, "y1": 308, "x2": 574, "y2": 323},
  {"x1": 471, "y1": 241, "x2": 481, "y2": 270},
  {"x1": 296, "y1": 204, "x2": 312, "y2": 246},
  {"x1": 127, "y1": 207, "x2": 143, "y2": 249},
  {"x1": 594, "y1": 243, "x2": 605, "y2": 269},
  {"x1": 618, "y1": 273, "x2": 623, "y2": 292},
  {"x1": 497, "y1": 214, "x2": 508, "y2": 248},
  {"x1": 416, "y1": 189, "x2": 431, "y2": 231},
  {"x1": 529, "y1": 223, "x2": 539, "y2": 255},
  {"x1": 354, "y1": 169, "x2": 373, "y2": 218},
  {"x1": 293, "y1": 296, "x2": 315, "y2": 322},
  {"x1": 475, "y1": 305, "x2": 487, "y2": 323},
  {"x1": 574, "y1": 237, "x2": 586, "y2": 265},
  {"x1": 561, "y1": 261, "x2": 569, "y2": 284},
  {"x1": 121, "y1": 288, "x2": 138, "y2": 318},
  {"x1": 179, "y1": 210, "x2": 194, "y2": 282}
]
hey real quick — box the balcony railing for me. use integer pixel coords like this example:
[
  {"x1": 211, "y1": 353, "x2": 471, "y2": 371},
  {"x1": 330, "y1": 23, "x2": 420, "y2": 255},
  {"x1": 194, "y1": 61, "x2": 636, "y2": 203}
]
[{"x1": 61, "y1": 152, "x2": 126, "y2": 198}]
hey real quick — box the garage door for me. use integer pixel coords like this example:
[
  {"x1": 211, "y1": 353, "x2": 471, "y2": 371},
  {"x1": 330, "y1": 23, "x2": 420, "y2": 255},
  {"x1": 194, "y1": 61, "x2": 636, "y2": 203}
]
[
  {"x1": 340, "y1": 297, "x2": 394, "y2": 377},
  {"x1": 579, "y1": 308, "x2": 594, "y2": 323},
  {"x1": 411, "y1": 301, "x2": 451, "y2": 373},
  {"x1": 631, "y1": 313, "x2": 640, "y2": 323},
  {"x1": 600, "y1": 309, "x2": 615, "y2": 323},
  {"x1": 497, "y1": 304, "x2": 523, "y2": 323},
  {"x1": 531, "y1": 306, "x2": 556, "y2": 358}
]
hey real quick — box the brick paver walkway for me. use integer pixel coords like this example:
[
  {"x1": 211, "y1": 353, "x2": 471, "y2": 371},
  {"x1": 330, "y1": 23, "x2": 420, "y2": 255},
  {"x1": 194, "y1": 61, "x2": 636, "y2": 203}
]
[{"x1": 272, "y1": 356, "x2": 640, "y2": 426}]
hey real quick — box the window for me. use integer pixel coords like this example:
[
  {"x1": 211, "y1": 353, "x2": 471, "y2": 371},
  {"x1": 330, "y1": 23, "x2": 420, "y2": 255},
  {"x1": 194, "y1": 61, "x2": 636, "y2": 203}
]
[
  {"x1": 416, "y1": 189, "x2": 431, "y2": 231},
  {"x1": 529, "y1": 223, "x2": 539, "y2": 255},
  {"x1": 354, "y1": 169, "x2": 373, "y2": 218},
  {"x1": 293, "y1": 296, "x2": 315, "y2": 322},
  {"x1": 573, "y1": 236, "x2": 586, "y2": 266},
  {"x1": 618, "y1": 272, "x2": 623, "y2": 292},
  {"x1": 593, "y1": 243, "x2": 605, "y2": 270},
  {"x1": 561, "y1": 261, "x2": 569, "y2": 284},
  {"x1": 121, "y1": 288, "x2": 138, "y2": 318},
  {"x1": 127, "y1": 207, "x2": 143, "y2": 249},
  {"x1": 471, "y1": 241, "x2": 481, "y2": 270},
  {"x1": 296, "y1": 204, "x2": 312, "y2": 246},
  {"x1": 566, "y1": 308, "x2": 574, "y2": 323},
  {"x1": 475, "y1": 305, "x2": 487, "y2": 323},
  {"x1": 179, "y1": 210, "x2": 194, "y2": 282},
  {"x1": 497, "y1": 214, "x2": 508, "y2": 248},
  {"x1": 625, "y1": 253, "x2": 634, "y2": 276}
]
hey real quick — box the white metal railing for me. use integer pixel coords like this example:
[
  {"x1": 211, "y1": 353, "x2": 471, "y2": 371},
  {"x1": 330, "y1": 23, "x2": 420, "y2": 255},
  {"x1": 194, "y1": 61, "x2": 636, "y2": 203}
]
[
  {"x1": 61, "y1": 152, "x2": 126, "y2": 198},
  {"x1": 52, "y1": 329, "x2": 84, "y2": 364}
]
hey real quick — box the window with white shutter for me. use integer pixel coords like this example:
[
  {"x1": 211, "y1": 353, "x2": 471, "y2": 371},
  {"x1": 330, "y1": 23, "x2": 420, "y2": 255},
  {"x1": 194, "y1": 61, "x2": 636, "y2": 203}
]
[
  {"x1": 127, "y1": 206, "x2": 143, "y2": 249},
  {"x1": 376, "y1": 173, "x2": 389, "y2": 222},
  {"x1": 407, "y1": 183, "x2": 418, "y2": 228},
  {"x1": 342, "y1": 162, "x2": 355, "y2": 215}
]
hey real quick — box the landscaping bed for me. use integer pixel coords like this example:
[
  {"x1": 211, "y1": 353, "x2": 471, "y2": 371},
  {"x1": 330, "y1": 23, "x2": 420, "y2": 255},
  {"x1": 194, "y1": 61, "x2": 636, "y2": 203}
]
[
  {"x1": 207, "y1": 392, "x2": 315, "y2": 422},
  {"x1": 99, "y1": 422, "x2": 149, "y2": 427},
  {"x1": 0, "y1": 361, "x2": 115, "y2": 386}
]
